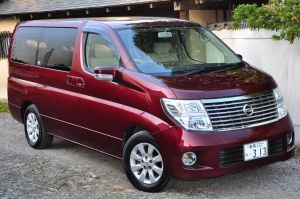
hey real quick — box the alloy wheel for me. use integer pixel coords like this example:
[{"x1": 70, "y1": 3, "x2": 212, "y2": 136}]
[
  {"x1": 129, "y1": 143, "x2": 163, "y2": 185},
  {"x1": 26, "y1": 113, "x2": 39, "y2": 143}
]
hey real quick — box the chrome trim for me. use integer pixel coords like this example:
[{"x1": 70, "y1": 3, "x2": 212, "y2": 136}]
[
  {"x1": 202, "y1": 90, "x2": 272, "y2": 104},
  {"x1": 50, "y1": 133, "x2": 122, "y2": 160},
  {"x1": 203, "y1": 95, "x2": 274, "y2": 107},
  {"x1": 211, "y1": 111, "x2": 277, "y2": 123},
  {"x1": 10, "y1": 60, "x2": 71, "y2": 73},
  {"x1": 202, "y1": 90, "x2": 280, "y2": 131},
  {"x1": 209, "y1": 107, "x2": 277, "y2": 119},
  {"x1": 212, "y1": 115, "x2": 277, "y2": 127},
  {"x1": 207, "y1": 104, "x2": 277, "y2": 115},
  {"x1": 41, "y1": 114, "x2": 122, "y2": 141},
  {"x1": 205, "y1": 102, "x2": 275, "y2": 112},
  {"x1": 94, "y1": 73, "x2": 114, "y2": 81},
  {"x1": 8, "y1": 102, "x2": 21, "y2": 109},
  {"x1": 213, "y1": 118, "x2": 280, "y2": 131},
  {"x1": 242, "y1": 104, "x2": 254, "y2": 116}
]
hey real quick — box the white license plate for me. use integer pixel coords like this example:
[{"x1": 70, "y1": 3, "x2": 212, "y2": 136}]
[{"x1": 243, "y1": 140, "x2": 268, "y2": 161}]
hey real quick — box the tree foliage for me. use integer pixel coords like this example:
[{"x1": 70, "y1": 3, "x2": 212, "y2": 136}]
[{"x1": 232, "y1": 0, "x2": 300, "y2": 43}]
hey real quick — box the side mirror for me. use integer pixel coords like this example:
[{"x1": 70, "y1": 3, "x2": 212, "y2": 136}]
[
  {"x1": 237, "y1": 54, "x2": 243, "y2": 60},
  {"x1": 93, "y1": 67, "x2": 118, "y2": 82}
]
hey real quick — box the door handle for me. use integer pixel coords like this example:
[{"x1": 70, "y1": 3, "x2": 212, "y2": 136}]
[
  {"x1": 67, "y1": 75, "x2": 85, "y2": 88},
  {"x1": 76, "y1": 82, "x2": 85, "y2": 87}
]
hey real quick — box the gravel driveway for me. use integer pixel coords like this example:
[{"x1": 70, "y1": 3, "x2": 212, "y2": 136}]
[{"x1": 0, "y1": 113, "x2": 299, "y2": 199}]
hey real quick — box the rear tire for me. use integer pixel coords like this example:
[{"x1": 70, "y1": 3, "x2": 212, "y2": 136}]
[
  {"x1": 24, "y1": 105, "x2": 53, "y2": 149},
  {"x1": 123, "y1": 131, "x2": 169, "y2": 192}
]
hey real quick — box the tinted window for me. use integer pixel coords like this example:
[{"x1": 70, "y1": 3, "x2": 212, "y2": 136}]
[
  {"x1": 11, "y1": 27, "x2": 43, "y2": 65},
  {"x1": 85, "y1": 33, "x2": 119, "y2": 70},
  {"x1": 37, "y1": 28, "x2": 77, "y2": 71}
]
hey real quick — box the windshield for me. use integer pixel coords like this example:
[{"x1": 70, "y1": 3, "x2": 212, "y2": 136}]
[{"x1": 117, "y1": 27, "x2": 242, "y2": 76}]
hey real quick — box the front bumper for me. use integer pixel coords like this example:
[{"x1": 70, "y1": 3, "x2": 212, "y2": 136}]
[{"x1": 153, "y1": 116, "x2": 295, "y2": 180}]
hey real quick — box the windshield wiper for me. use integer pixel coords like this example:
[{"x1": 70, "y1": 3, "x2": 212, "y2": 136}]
[
  {"x1": 178, "y1": 62, "x2": 244, "y2": 76},
  {"x1": 208, "y1": 62, "x2": 244, "y2": 73},
  {"x1": 177, "y1": 65, "x2": 215, "y2": 76}
]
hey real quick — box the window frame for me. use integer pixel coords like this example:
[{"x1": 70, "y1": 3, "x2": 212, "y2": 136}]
[
  {"x1": 36, "y1": 27, "x2": 77, "y2": 72},
  {"x1": 10, "y1": 26, "x2": 44, "y2": 66},
  {"x1": 82, "y1": 27, "x2": 121, "y2": 74},
  {"x1": 10, "y1": 26, "x2": 78, "y2": 72},
  {"x1": 84, "y1": 32, "x2": 121, "y2": 73}
]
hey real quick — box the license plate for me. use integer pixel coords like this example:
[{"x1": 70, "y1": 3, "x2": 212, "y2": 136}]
[{"x1": 243, "y1": 140, "x2": 268, "y2": 161}]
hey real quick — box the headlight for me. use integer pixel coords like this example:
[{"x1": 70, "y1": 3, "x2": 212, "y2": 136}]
[
  {"x1": 273, "y1": 88, "x2": 287, "y2": 119},
  {"x1": 161, "y1": 98, "x2": 213, "y2": 131}
]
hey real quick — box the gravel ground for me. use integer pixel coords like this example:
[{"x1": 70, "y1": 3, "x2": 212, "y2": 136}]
[{"x1": 0, "y1": 113, "x2": 299, "y2": 199}]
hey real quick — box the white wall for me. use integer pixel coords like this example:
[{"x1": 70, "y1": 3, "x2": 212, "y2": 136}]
[
  {"x1": 0, "y1": 59, "x2": 9, "y2": 102},
  {"x1": 214, "y1": 29, "x2": 300, "y2": 145},
  {"x1": 0, "y1": 17, "x2": 19, "y2": 101}
]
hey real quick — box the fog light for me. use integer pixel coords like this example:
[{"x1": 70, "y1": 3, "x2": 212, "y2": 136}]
[
  {"x1": 182, "y1": 152, "x2": 197, "y2": 166},
  {"x1": 287, "y1": 133, "x2": 293, "y2": 146}
]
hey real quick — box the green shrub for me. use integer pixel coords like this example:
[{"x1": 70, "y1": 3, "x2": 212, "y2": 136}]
[
  {"x1": 0, "y1": 103, "x2": 9, "y2": 113},
  {"x1": 232, "y1": 0, "x2": 300, "y2": 43}
]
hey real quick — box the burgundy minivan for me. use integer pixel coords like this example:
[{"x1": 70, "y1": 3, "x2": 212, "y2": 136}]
[{"x1": 8, "y1": 17, "x2": 295, "y2": 192}]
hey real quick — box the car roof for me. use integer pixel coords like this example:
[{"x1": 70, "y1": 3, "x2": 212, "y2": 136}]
[{"x1": 18, "y1": 17, "x2": 200, "y2": 30}]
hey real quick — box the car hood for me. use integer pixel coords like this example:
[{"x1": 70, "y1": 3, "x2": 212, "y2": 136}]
[{"x1": 156, "y1": 66, "x2": 277, "y2": 99}]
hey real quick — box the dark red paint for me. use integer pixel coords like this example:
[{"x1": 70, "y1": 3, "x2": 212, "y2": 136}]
[{"x1": 8, "y1": 18, "x2": 294, "y2": 180}]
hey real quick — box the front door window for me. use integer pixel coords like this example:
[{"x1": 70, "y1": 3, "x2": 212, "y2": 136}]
[{"x1": 85, "y1": 33, "x2": 119, "y2": 71}]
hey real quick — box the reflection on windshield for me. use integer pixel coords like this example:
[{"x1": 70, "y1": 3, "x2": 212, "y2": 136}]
[{"x1": 117, "y1": 27, "x2": 241, "y2": 76}]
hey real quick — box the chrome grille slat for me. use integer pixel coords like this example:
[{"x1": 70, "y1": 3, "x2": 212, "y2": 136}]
[
  {"x1": 210, "y1": 111, "x2": 278, "y2": 123},
  {"x1": 202, "y1": 91, "x2": 279, "y2": 131},
  {"x1": 250, "y1": 100, "x2": 275, "y2": 108},
  {"x1": 206, "y1": 103, "x2": 275, "y2": 113},
  {"x1": 209, "y1": 106, "x2": 277, "y2": 119},
  {"x1": 212, "y1": 114, "x2": 277, "y2": 127},
  {"x1": 204, "y1": 95, "x2": 275, "y2": 108},
  {"x1": 202, "y1": 91, "x2": 271, "y2": 103},
  {"x1": 207, "y1": 104, "x2": 276, "y2": 115}
]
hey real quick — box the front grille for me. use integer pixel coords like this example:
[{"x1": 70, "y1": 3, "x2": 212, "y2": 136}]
[
  {"x1": 202, "y1": 91, "x2": 278, "y2": 131},
  {"x1": 220, "y1": 138, "x2": 284, "y2": 167}
]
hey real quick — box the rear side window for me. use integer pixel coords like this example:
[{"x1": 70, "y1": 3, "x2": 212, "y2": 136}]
[
  {"x1": 11, "y1": 27, "x2": 43, "y2": 65},
  {"x1": 11, "y1": 27, "x2": 77, "y2": 71},
  {"x1": 37, "y1": 28, "x2": 77, "y2": 71}
]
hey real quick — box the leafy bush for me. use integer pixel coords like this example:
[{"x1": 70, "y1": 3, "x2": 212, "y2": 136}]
[
  {"x1": 0, "y1": 103, "x2": 9, "y2": 113},
  {"x1": 232, "y1": 0, "x2": 300, "y2": 43}
]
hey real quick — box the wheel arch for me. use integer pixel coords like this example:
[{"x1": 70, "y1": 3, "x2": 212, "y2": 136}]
[
  {"x1": 123, "y1": 125, "x2": 152, "y2": 147},
  {"x1": 120, "y1": 110, "x2": 174, "y2": 150},
  {"x1": 20, "y1": 101, "x2": 33, "y2": 122}
]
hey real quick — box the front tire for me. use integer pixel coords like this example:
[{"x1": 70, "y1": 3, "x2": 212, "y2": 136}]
[
  {"x1": 24, "y1": 105, "x2": 54, "y2": 149},
  {"x1": 123, "y1": 131, "x2": 169, "y2": 192}
]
